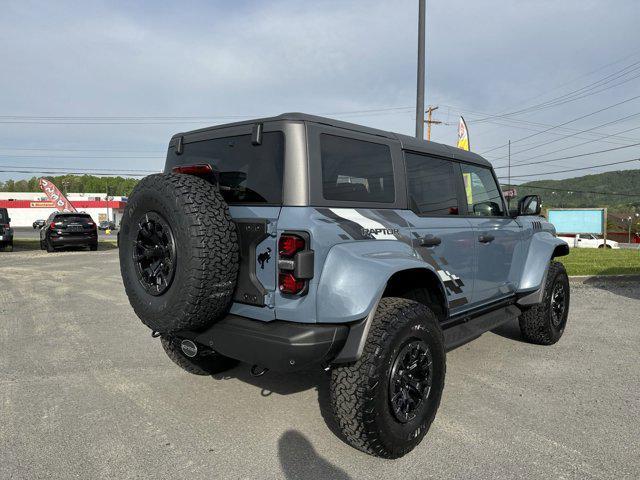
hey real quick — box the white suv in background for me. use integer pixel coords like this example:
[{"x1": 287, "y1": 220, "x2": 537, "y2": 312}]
[{"x1": 558, "y1": 233, "x2": 619, "y2": 249}]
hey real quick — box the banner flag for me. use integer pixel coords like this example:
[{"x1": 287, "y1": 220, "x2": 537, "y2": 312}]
[
  {"x1": 457, "y1": 116, "x2": 470, "y2": 151},
  {"x1": 38, "y1": 178, "x2": 77, "y2": 212}
]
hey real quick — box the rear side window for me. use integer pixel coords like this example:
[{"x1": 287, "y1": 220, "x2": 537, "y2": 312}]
[
  {"x1": 166, "y1": 132, "x2": 284, "y2": 204},
  {"x1": 460, "y1": 164, "x2": 505, "y2": 216},
  {"x1": 0, "y1": 209, "x2": 7, "y2": 222},
  {"x1": 405, "y1": 153, "x2": 460, "y2": 216},
  {"x1": 320, "y1": 134, "x2": 395, "y2": 203}
]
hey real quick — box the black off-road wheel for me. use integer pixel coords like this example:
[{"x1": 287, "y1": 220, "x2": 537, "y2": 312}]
[
  {"x1": 46, "y1": 240, "x2": 55, "y2": 253},
  {"x1": 119, "y1": 173, "x2": 239, "y2": 334},
  {"x1": 160, "y1": 336, "x2": 239, "y2": 375},
  {"x1": 329, "y1": 297, "x2": 446, "y2": 459},
  {"x1": 519, "y1": 261, "x2": 570, "y2": 345}
]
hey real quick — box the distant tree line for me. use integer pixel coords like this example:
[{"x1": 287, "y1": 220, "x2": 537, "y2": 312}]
[
  {"x1": 505, "y1": 169, "x2": 640, "y2": 214},
  {"x1": 0, "y1": 175, "x2": 140, "y2": 196}
]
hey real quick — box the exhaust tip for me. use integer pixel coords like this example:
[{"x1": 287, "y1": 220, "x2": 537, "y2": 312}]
[{"x1": 180, "y1": 339, "x2": 198, "y2": 358}]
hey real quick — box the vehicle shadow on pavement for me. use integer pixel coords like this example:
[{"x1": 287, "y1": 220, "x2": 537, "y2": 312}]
[
  {"x1": 212, "y1": 366, "x2": 352, "y2": 449},
  {"x1": 278, "y1": 430, "x2": 351, "y2": 480},
  {"x1": 491, "y1": 318, "x2": 526, "y2": 343}
]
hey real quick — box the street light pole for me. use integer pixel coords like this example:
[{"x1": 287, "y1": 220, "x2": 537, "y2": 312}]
[{"x1": 415, "y1": 0, "x2": 426, "y2": 140}]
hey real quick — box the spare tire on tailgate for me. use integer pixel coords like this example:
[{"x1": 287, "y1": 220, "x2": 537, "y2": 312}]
[{"x1": 119, "y1": 173, "x2": 239, "y2": 333}]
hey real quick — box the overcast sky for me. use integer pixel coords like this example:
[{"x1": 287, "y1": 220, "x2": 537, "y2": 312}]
[{"x1": 1, "y1": 0, "x2": 639, "y2": 184}]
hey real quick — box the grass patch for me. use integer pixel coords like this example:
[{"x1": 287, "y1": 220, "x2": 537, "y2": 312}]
[
  {"x1": 557, "y1": 248, "x2": 640, "y2": 276},
  {"x1": 12, "y1": 238, "x2": 118, "y2": 251}
]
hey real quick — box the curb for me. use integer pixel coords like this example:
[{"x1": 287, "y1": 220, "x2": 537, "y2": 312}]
[{"x1": 569, "y1": 274, "x2": 640, "y2": 284}]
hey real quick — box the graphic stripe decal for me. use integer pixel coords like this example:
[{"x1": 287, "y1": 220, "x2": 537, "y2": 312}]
[{"x1": 330, "y1": 208, "x2": 397, "y2": 240}]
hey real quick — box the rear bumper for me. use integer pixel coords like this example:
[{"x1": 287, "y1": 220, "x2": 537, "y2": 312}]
[
  {"x1": 177, "y1": 315, "x2": 349, "y2": 372},
  {"x1": 0, "y1": 233, "x2": 12, "y2": 244},
  {"x1": 51, "y1": 235, "x2": 97, "y2": 246}
]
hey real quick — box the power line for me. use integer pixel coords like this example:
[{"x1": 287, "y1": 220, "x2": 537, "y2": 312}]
[
  {"x1": 0, "y1": 154, "x2": 161, "y2": 159},
  {"x1": 498, "y1": 157, "x2": 640, "y2": 179},
  {"x1": 0, "y1": 164, "x2": 157, "y2": 173},
  {"x1": 482, "y1": 50, "x2": 640, "y2": 122},
  {"x1": 502, "y1": 124, "x2": 640, "y2": 167},
  {"x1": 0, "y1": 146, "x2": 165, "y2": 153},
  {"x1": 493, "y1": 142, "x2": 640, "y2": 170},
  {"x1": 479, "y1": 94, "x2": 640, "y2": 155},
  {"x1": 0, "y1": 169, "x2": 150, "y2": 177},
  {"x1": 0, "y1": 106, "x2": 419, "y2": 125},
  {"x1": 490, "y1": 111, "x2": 640, "y2": 161},
  {"x1": 473, "y1": 60, "x2": 640, "y2": 123},
  {"x1": 500, "y1": 183, "x2": 640, "y2": 198},
  {"x1": 441, "y1": 104, "x2": 640, "y2": 145}
]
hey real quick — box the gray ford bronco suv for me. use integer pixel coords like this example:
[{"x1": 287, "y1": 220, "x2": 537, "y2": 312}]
[{"x1": 119, "y1": 113, "x2": 570, "y2": 458}]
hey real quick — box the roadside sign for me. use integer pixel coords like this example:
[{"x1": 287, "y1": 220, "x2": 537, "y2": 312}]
[{"x1": 548, "y1": 208, "x2": 606, "y2": 235}]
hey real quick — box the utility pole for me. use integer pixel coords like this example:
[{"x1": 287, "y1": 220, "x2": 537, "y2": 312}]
[
  {"x1": 415, "y1": 0, "x2": 426, "y2": 139},
  {"x1": 425, "y1": 105, "x2": 442, "y2": 141},
  {"x1": 508, "y1": 140, "x2": 511, "y2": 188},
  {"x1": 106, "y1": 184, "x2": 111, "y2": 223}
]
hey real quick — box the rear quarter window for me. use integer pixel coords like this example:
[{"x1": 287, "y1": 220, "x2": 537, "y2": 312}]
[{"x1": 320, "y1": 134, "x2": 395, "y2": 203}]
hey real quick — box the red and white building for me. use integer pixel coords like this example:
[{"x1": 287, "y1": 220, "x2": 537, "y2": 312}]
[{"x1": 0, "y1": 192, "x2": 127, "y2": 227}]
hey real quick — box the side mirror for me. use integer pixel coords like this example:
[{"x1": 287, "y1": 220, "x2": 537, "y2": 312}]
[{"x1": 517, "y1": 195, "x2": 542, "y2": 216}]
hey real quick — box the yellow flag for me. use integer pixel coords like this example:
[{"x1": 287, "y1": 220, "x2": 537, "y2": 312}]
[{"x1": 457, "y1": 116, "x2": 470, "y2": 151}]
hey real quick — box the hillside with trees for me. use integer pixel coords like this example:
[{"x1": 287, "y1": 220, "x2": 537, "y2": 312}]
[{"x1": 506, "y1": 169, "x2": 640, "y2": 213}]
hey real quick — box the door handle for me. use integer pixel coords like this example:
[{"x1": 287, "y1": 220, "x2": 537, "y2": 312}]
[
  {"x1": 420, "y1": 236, "x2": 442, "y2": 247},
  {"x1": 478, "y1": 234, "x2": 495, "y2": 243}
]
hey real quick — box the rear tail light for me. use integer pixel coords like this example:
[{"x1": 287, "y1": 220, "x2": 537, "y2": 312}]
[
  {"x1": 278, "y1": 234, "x2": 305, "y2": 258},
  {"x1": 279, "y1": 272, "x2": 306, "y2": 295},
  {"x1": 49, "y1": 222, "x2": 56, "y2": 230},
  {"x1": 172, "y1": 164, "x2": 213, "y2": 175},
  {"x1": 277, "y1": 232, "x2": 314, "y2": 295}
]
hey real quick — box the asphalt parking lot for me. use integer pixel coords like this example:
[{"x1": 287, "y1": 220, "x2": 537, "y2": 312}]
[{"x1": 1, "y1": 249, "x2": 639, "y2": 479}]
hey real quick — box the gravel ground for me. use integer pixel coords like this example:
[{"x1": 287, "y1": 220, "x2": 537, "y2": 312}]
[{"x1": 1, "y1": 249, "x2": 638, "y2": 479}]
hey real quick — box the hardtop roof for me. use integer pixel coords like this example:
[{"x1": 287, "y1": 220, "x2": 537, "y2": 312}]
[{"x1": 170, "y1": 112, "x2": 491, "y2": 168}]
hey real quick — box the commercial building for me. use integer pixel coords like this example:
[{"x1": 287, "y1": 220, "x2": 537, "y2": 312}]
[{"x1": 0, "y1": 192, "x2": 127, "y2": 227}]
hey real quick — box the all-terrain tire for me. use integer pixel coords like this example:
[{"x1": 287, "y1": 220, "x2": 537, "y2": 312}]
[
  {"x1": 519, "y1": 261, "x2": 570, "y2": 345},
  {"x1": 46, "y1": 240, "x2": 55, "y2": 253},
  {"x1": 119, "y1": 173, "x2": 239, "y2": 334},
  {"x1": 329, "y1": 297, "x2": 446, "y2": 459},
  {"x1": 160, "y1": 336, "x2": 239, "y2": 375}
]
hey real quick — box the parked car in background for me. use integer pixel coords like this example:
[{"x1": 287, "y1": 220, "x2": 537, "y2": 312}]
[
  {"x1": 40, "y1": 212, "x2": 98, "y2": 252},
  {"x1": 33, "y1": 219, "x2": 46, "y2": 229},
  {"x1": 558, "y1": 233, "x2": 619, "y2": 249},
  {"x1": 98, "y1": 220, "x2": 117, "y2": 231},
  {"x1": 0, "y1": 207, "x2": 13, "y2": 252}
]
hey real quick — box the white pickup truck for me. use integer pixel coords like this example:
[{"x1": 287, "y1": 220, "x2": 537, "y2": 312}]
[{"x1": 557, "y1": 233, "x2": 619, "y2": 249}]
